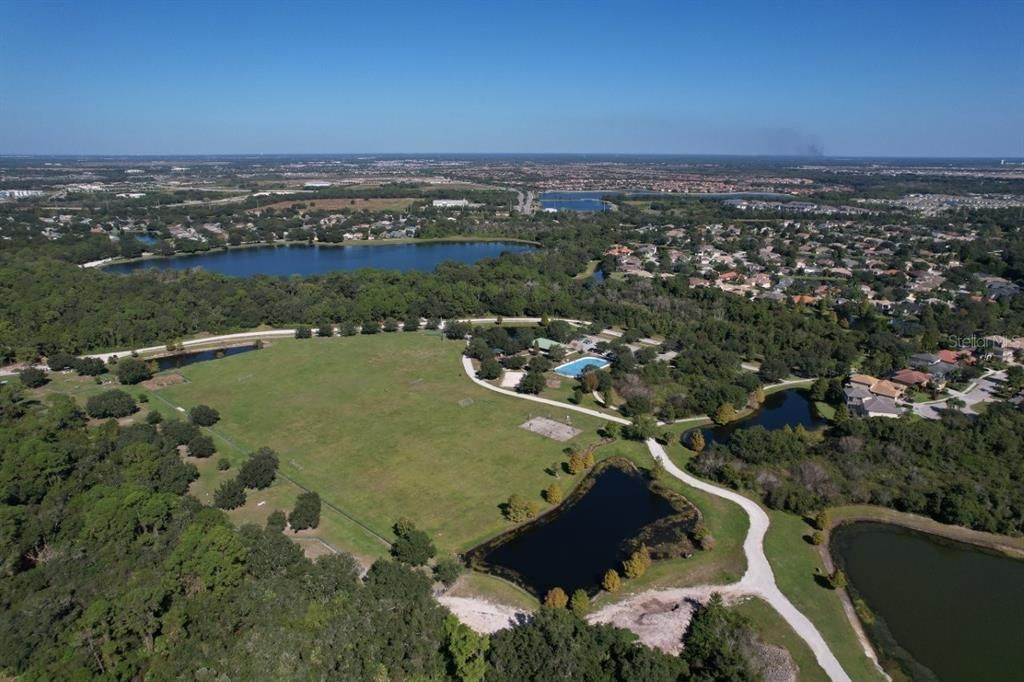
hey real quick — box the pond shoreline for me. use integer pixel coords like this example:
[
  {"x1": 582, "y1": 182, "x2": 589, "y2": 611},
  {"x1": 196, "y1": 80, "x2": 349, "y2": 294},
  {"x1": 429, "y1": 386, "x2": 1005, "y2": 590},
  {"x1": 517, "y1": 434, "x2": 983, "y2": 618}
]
[{"x1": 828, "y1": 505, "x2": 1024, "y2": 560}]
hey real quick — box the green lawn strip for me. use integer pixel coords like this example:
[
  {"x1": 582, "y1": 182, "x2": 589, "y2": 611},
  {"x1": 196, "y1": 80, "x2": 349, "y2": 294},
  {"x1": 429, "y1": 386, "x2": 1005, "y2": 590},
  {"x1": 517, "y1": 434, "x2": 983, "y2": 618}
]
[
  {"x1": 764, "y1": 511, "x2": 886, "y2": 681},
  {"x1": 448, "y1": 572, "x2": 540, "y2": 611},
  {"x1": 732, "y1": 596, "x2": 830, "y2": 682},
  {"x1": 813, "y1": 401, "x2": 836, "y2": 420},
  {"x1": 573, "y1": 259, "x2": 600, "y2": 280}
]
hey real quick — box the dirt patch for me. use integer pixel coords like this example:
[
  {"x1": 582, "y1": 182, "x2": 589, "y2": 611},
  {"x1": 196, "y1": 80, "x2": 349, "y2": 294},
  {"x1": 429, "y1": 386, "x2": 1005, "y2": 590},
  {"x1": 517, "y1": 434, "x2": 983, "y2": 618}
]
[
  {"x1": 439, "y1": 595, "x2": 530, "y2": 634},
  {"x1": 293, "y1": 536, "x2": 338, "y2": 560},
  {"x1": 143, "y1": 373, "x2": 185, "y2": 390},
  {"x1": 519, "y1": 416, "x2": 582, "y2": 442}
]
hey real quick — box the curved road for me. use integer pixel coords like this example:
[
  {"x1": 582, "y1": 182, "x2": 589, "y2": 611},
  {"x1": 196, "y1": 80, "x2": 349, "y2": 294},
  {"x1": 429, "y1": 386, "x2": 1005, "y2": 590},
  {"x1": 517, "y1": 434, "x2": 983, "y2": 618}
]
[{"x1": 461, "y1": 355, "x2": 851, "y2": 681}]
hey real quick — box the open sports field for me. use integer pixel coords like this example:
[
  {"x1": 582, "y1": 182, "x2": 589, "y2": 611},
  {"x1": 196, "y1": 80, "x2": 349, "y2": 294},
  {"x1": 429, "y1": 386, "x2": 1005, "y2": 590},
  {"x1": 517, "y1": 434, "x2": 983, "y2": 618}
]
[
  {"x1": 257, "y1": 197, "x2": 419, "y2": 212},
  {"x1": 154, "y1": 333, "x2": 650, "y2": 558}
]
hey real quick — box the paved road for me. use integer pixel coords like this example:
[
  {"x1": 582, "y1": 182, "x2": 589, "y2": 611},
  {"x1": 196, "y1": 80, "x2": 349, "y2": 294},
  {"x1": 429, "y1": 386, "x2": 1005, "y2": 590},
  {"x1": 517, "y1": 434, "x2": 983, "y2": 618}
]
[
  {"x1": 647, "y1": 440, "x2": 852, "y2": 682},
  {"x1": 910, "y1": 370, "x2": 1005, "y2": 419}
]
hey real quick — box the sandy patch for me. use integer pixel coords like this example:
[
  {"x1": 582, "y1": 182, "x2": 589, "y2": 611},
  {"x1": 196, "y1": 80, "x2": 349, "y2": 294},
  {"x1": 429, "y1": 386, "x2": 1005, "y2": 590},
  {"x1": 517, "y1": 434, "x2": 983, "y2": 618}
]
[
  {"x1": 499, "y1": 370, "x2": 525, "y2": 388},
  {"x1": 439, "y1": 595, "x2": 530, "y2": 634},
  {"x1": 588, "y1": 586, "x2": 742, "y2": 655}
]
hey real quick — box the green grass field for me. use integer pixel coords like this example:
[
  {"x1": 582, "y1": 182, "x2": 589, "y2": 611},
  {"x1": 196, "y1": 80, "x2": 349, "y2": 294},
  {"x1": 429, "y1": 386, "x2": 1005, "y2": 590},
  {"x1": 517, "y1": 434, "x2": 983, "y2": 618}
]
[{"x1": 155, "y1": 333, "x2": 655, "y2": 558}]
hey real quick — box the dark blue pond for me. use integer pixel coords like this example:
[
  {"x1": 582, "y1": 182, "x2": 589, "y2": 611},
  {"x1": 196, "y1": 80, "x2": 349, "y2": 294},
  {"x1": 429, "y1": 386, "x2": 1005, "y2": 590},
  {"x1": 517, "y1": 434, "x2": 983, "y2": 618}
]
[
  {"x1": 468, "y1": 465, "x2": 677, "y2": 596},
  {"x1": 105, "y1": 241, "x2": 535, "y2": 277},
  {"x1": 694, "y1": 389, "x2": 827, "y2": 447},
  {"x1": 155, "y1": 344, "x2": 257, "y2": 370}
]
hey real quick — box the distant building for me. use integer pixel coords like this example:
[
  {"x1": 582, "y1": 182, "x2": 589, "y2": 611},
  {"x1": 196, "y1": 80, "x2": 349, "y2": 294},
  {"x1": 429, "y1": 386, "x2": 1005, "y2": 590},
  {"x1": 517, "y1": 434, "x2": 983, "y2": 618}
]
[{"x1": 432, "y1": 199, "x2": 469, "y2": 208}]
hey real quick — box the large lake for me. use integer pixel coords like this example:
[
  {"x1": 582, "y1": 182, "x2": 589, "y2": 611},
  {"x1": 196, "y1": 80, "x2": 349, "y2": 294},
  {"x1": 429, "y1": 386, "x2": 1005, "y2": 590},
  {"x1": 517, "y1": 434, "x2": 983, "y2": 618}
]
[
  {"x1": 692, "y1": 389, "x2": 828, "y2": 447},
  {"x1": 540, "y1": 190, "x2": 796, "y2": 212},
  {"x1": 832, "y1": 523, "x2": 1024, "y2": 681},
  {"x1": 104, "y1": 241, "x2": 535, "y2": 277}
]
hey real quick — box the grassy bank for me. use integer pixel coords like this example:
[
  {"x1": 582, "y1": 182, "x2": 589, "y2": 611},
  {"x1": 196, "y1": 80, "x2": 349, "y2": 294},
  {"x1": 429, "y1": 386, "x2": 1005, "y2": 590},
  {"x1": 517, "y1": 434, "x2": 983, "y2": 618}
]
[{"x1": 828, "y1": 504, "x2": 1024, "y2": 559}]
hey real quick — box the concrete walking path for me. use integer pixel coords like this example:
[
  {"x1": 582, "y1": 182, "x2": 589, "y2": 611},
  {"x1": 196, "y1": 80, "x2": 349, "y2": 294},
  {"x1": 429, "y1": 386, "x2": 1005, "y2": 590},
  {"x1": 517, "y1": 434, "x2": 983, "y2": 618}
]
[{"x1": 460, "y1": 352, "x2": 852, "y2": 681}]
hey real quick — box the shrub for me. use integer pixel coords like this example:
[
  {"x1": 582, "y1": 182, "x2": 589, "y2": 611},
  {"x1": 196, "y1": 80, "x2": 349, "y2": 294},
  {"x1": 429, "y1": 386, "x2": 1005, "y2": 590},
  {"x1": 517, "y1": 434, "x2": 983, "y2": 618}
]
[
  {"x1": 115, "y1": 358, "x2": 152, "y2": 385},
  {"x1": 693, "y1": 524, "x2": 715, "y2": 551},
  {"x1": 569, "y1": 589, "x2": 590, "y2": 613},
  {"x1": 544, "y1": 482, "x2": 563, "y2": 504},
  {"x1": 75, "y1": 357, "x2": 108, "y2": 376},
  {"x1": 390, "y1": 521, "x2": 436, "y2": 566},
  {"x1": 602, "y1": 569, "x2": 621, "y2": 593},
  {"x1": 162, "y1": 419, "x2": 200, "y2": 446},
  {"x1": 295, "y1": 326, "x2": 312, "y2": 339},
  {"x1": 382, "y1": 318, "x2": 400, "y2": 332},
  {"x1": 622, "y1": 544, "x2": 651, "y2": 579},
  {"x1": 478, "y1": 357, "x2": 501, "y2": 380},
  {"x1": 503, "y1": 494, "x2": 536, "y2": 523},
  {"x1": 214, "y1": 477, "x2": 246, "y2": 509},
  {"x1": 433, "y1": 556, "x2": 463, "y2": 587},
  {"x1": 189, "y1": 404, "x2": 220, "y2": 426},
  {"x1": 188, "y1": 434, "x2": 216, "y2": 458},
  {"x1": 237, "y1": 447, "x2": 279, "y2": 489},
  {"x1": 266, "y1": 510, "x2": 287, "y2": 532},
  {"x1": 544, "y1": 587, "x2": 568, "y2": 609},
  {"x1": 18, "y1": 367, "x2": 48, "y2": 388},
  {"x1": 86, "y1": 389, "x2": 137, "y2": 418},
  {"x1": 289, "y1": 491, "x2": 321, "y2": 530},
  {"x1": 338, "y1": 321, "x2": 357, "y2": 336},
  {"x1": 317, "y1": 323, "x2": 334, "y2": 338},
  {"x1": 46, "y1": 352, "x2": 77, "y2": 371},
  {"x1": 814, "y1": 510, "x2": 831, "y2": 531},
  {"x1": 217, "y1": 457, "x2": 231, "y2": 471},
  {"x1": 145, "y1": 410, "x2": 163, "y2": 425},
  {"x1": 403, "y1": 316, "x2": 420, "y2": 332},
  {"x1": 828, "y1": 569, "x2": 848, "y2": 590}
]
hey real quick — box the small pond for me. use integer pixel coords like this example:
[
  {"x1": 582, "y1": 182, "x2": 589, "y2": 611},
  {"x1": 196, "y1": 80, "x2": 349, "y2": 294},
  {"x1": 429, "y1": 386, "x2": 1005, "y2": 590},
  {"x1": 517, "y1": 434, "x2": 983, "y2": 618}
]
[
  {"x1": 153, "y1": 344, "x2": 258, "y2": 371},
  {"x1": 693, "y1": 389, "x2": 828, "y2": 447},
  {"x1": 465, "y1": 460, "x2": 698, "y2": 597},
  {"x1": 831, "y1": 522, "x2": 1024, "y2": 682}
]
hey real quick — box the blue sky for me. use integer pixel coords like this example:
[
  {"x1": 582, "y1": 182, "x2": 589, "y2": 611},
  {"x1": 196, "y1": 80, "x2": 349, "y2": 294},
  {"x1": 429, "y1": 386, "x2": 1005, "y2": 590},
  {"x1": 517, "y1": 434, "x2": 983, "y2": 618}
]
[{"x1": 1, "y1": 0, "x2": 1021, "y2": 156}]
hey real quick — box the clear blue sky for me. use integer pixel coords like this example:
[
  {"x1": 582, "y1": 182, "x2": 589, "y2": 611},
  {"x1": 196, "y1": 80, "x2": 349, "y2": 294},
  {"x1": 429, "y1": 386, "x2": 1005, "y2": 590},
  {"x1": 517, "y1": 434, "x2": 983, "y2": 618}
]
[{"x1": 1, "y1": 0, "x2": 1021, "y2": 156}]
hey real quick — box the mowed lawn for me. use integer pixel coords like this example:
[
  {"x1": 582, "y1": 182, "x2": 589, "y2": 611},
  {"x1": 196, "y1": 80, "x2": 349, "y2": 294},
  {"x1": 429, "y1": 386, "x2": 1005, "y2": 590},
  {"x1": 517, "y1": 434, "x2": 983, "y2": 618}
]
[{"x1": 157, "y1": 333, "x2": 648, "y2": 556}]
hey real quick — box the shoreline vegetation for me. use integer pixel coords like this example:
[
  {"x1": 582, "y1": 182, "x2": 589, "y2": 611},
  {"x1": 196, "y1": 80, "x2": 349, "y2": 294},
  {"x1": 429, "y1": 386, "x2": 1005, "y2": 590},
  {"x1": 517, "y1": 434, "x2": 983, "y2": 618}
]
[
  {"x1": 827, "y1": 505, "x2": 1024, "y2": 560},
  {"x1": 96, "y1": 235, "x2": 542, "y2": 268}
]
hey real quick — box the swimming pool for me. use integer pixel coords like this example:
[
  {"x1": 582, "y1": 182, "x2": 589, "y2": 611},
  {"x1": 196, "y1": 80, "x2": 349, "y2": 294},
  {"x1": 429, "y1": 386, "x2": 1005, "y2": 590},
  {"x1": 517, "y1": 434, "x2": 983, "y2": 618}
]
[{"x1": 554, "y1": 356, "x2": 610, "y2": 378}]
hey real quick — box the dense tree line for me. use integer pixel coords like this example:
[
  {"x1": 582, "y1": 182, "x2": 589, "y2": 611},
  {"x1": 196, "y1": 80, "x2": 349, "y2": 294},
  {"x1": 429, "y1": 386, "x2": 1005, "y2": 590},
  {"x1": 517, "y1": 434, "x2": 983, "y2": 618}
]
[
  {"x1": 690, "y1": 403, "x2": 1024, "y2": 534},
  {"x1": 0, "y1": 383, "x2": 774, "y2": 680}
]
